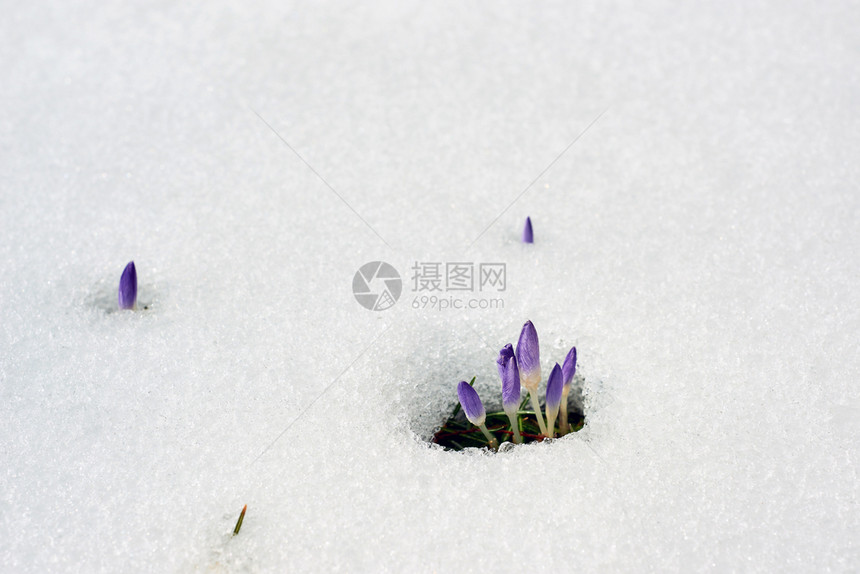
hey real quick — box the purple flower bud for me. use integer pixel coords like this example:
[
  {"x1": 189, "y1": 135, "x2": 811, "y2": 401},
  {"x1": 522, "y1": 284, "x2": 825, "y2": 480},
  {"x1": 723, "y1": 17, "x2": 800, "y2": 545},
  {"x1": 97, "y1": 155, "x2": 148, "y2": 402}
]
[
  {"x1": 562, "y1": 346, "x2": 577, "y2": 389},
  {"x1": 118, "y1": 261, "x2": 137, "y2": 310},
  {"x1": 516, "y1": 320, "x2": 541, "y2": 390},
  {"x1": 522, "y1": 216, "x2": 534, "y2": 243},
  {"x1": 501, "y1": 355, "x2": 521, "y2": 411},
  {"x1": 546, "y1": 363, "x2": 564, "y2": 414},
  {"x1": 496, "y1": 343, "x2": 515, "y2": 380},
  {"x1": 457, "y1": 380, "x2": 486, "y2": 426}
]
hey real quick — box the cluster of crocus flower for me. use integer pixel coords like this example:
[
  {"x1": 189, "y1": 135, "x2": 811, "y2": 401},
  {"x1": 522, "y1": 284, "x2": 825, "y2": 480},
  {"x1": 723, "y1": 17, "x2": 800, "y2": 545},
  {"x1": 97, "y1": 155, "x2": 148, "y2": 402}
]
[{"x1": 456, "y1": 320, "x2": 577, "y2": 450}]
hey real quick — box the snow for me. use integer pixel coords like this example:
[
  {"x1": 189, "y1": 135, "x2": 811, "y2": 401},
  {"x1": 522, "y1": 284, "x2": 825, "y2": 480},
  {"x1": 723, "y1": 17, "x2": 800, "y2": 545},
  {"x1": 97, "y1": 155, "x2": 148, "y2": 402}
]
[{"x1": 2, "y1": 0, "x2": 859, "y2": 572}]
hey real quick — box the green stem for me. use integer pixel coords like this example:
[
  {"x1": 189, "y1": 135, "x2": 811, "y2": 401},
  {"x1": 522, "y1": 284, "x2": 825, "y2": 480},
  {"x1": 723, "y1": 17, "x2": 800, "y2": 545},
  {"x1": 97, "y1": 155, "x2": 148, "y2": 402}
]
[
  {"x1": 559, "y1": 387, "x2": 570, "y2": 435},
  {"x1": 233, "y1": 505, "x2": 247, "y2": 536},
  {"x1": 486, "y1": 409, "x2": 544, "y2": 417},
  {"x1": 506, "y1": 412, "x2": 522, "y2": 444},
  {"x1": 545, "y1": 408, "x2": 557, "y2": 438},
  {"x1": 528, "y1": 388, "x2": 548, "y2": 436},
  {"x1": 478, "y1": 423, "x2": 499, "y2": 450}
]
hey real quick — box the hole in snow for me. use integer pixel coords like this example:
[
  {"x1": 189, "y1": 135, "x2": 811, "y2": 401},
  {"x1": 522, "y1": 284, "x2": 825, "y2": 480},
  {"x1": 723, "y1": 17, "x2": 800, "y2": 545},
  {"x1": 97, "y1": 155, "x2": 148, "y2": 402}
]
[
  {"x1": 85, "y1": 275, "x2": 167, "y2": 314},
  {"x1": 430, "y1": 374, "x2": 587, "y2": 452}
]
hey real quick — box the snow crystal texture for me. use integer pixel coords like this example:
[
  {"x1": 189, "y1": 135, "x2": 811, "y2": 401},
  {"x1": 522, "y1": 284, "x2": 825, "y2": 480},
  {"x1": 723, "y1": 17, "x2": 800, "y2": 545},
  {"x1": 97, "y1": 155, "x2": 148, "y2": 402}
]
[{"x1": 1, "y1": 0, "x2": 859, "y2": 572}]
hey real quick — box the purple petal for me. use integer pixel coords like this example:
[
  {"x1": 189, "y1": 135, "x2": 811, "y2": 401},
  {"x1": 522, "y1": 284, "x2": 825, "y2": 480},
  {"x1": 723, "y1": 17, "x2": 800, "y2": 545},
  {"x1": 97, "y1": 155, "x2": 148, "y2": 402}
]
[
  {"x1": 562, "y1": 346, "x2": 577, "y2": 388},
  {"x1": 546, "y1": 363, "x2": 564, "y2": 412},
  {"x1": 496, "y1": 343, "x2": 515, "y2": 380},
  {"x1": 118, "y1": 261, "x2": 137, "y2": 310},
  {"x1": 522, "y1": 216, "x2": 534, "y2": 243},
  {"x1": 516, "y1": 320, "x2": 540, "y2": 386},
  {"x1": 457, "y1": 380, "x2": 486, "y2": 426},
  {"x1": 501, "y1": 355, "x2": 521, "y2": 409}
]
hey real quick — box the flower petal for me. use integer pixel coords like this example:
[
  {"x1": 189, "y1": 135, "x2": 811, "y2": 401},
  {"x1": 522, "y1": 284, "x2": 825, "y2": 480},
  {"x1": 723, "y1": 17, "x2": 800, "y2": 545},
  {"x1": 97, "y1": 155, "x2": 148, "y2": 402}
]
[
  {"x1": 118, "y1": 261, "x2": 137, "y2": 310},
  {"x1": 457, "y1": 380, "x2": 486, "y2": 426}
]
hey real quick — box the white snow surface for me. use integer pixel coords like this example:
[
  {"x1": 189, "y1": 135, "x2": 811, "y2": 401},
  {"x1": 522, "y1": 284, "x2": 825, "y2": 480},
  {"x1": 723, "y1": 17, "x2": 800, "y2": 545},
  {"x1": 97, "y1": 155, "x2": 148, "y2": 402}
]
[{"x1": 2, "y1": 1, "x2": 859, "y2": 572}]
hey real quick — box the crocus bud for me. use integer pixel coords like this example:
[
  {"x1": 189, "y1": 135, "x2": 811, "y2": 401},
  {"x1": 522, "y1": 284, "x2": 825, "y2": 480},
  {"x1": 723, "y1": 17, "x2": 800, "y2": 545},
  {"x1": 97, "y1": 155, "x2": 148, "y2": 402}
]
[
  {"x1": 562, "y1": 347, "x2": 577, "y2": 390},
  {"x1": 457, "y1": 380, "x2": 486, "y2": 427},
  {"x1": 501, "y1": 355, "x2": 521, "y2": 413},
  {"x1": 516, "y1": 320, "x2": 547, "y2": 436},
  {"x1": 545, "y1": 363, "x2": 564, "y2": 437},
  {"x1": 516, "y1": 320, "x2": 541, "y2": 391},
  {"x1": 522, "y1": 216, "x2": 534, "y2": 243},
  {"x1": 457, "y1": 380, "x2": 498, "y2": 450},
  {"x1": 118, "y1": 261, "x2": 137, "y2": 310},
  {"x1": 560, "y1": 346, "x2": 577, "y2": 436},
  {"x1": 500, "y1": 354, "x2": 523, "y2": 444},
  {"x1": 496, "y1": 343, "x2": 515, "y2": 381}
]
